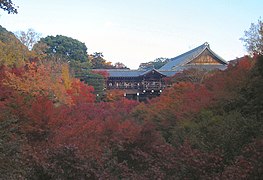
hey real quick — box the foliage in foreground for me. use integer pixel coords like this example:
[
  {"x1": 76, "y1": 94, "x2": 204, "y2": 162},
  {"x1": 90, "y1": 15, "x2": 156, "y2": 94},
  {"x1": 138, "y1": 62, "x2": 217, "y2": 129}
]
[{"x1": 0, "y1": 55, "x2": 263, "y2": 179}]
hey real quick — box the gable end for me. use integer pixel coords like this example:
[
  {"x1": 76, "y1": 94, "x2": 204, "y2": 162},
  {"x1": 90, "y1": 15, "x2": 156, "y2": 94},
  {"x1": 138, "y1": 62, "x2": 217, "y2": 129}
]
[{"x1": 187, "y1": 49, "x2": 224, "y2": 65}]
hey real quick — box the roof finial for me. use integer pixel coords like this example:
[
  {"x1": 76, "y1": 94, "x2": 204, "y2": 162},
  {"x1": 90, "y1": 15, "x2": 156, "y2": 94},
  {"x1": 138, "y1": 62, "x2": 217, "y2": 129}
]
[{"x1": 204, "y1": 42, "x2": 209, "y2": 46}]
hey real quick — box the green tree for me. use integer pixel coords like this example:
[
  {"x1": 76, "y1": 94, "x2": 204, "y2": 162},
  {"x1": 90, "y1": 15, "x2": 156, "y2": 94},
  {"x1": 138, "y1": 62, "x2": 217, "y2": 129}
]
[
  {"x1": 81, "y1": 72, "x2": 106, "y2": 101},
  {"x1": 0, "y1": 0, "x2": 18, "y2": 14},
  {"x1": 114, "y1": 62, "x2": 128, "y2": 69},
  {"x1": 36, "y1": 35, "x2": 89, "y2": 63},
  {"x1": 172, "y1": 110, "x2": 262, "y2": 163},
  {"x1": 89, "y1": 52, "x2": 114, "y2": 69},
  {"x1": 241, "y1": 18, "x2": 263, "y2": 55},
  {"x1": 152, "y1": 57, "x2": 170, "y2": 69},
  {"x1": 139, "y1": 57, "x2": 169, "y2": 70}
]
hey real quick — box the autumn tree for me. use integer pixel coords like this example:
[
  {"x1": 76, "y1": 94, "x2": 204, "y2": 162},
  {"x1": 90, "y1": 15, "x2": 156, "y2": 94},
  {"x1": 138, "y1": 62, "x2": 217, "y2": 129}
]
[
  {"x1": 0, "y1": 0, "x2": 18, "y2": 14},
  {"x1": 241, "y1": 18, "x2": 263, "y2": 55},
  {"x1": 105, "y1": 89, "x2": 125, "y2": 102},
  {"x1": 0, "y1": 25, "x2": 29, "y2": 67},
  {"x1": 3, "y1": 61, "x2": 94, "y2": 106},
  {"x1": 3, "y1": 63, "x2": 68, "y2": 104},
  {"x1": 140, "y1": 82, "x2": 212, "y2": 141}
]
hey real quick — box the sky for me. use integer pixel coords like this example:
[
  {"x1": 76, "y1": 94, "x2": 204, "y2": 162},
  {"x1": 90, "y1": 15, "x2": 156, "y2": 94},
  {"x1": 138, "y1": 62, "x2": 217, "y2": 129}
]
[{"x1": 0, "y1": 0, "x2": 262, "y2": 69}]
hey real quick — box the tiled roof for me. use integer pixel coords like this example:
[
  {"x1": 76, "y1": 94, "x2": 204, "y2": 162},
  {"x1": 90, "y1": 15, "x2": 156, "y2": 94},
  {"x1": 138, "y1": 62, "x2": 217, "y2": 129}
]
[
  {"x1": 159, "y1": 42, "x2": 228, "y2": 71},
  {"x1": 108, "y1": 70, "x2": 144, "y2": 77},
  {"x1": 92, "y1": 69, "x2": 145, "y2": 77},
  {"x1": 92, "y1": 68, "x2": 175, "y2": 77}
]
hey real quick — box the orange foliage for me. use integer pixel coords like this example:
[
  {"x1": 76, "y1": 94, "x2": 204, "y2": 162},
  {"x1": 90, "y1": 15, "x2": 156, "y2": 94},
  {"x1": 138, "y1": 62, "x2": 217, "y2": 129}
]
[
  {"x1": 147, "y1": 82, "x2": 212, "y2": 124},
  {"x1": 1, "y1": 55, "x2": 261, "y2": 178},
  {"x1": 51, "y1": 99, "x2": 140, "y2": 159},
  {"x1": 2, "y1": 62, "x2": 95, "y2": 106},
  {"x1": 105, "y1": 89, "x2": 125, "y2": 102},
  {"x1": 66, "y1": 79, "x2": 95, "y2": 105},
  {"x1": 204, "y1": 56, "x2": 254, "y2": 104},
  {"x1": 3, "y1": 62, "x2": 72, "y2": 104}
]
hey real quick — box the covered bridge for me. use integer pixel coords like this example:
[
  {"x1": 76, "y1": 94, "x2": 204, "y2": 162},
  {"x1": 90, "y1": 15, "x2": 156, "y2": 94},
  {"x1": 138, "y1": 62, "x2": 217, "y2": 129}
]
[{"x1": 92, "y1": 42, "x2": 228, "y2": 100}]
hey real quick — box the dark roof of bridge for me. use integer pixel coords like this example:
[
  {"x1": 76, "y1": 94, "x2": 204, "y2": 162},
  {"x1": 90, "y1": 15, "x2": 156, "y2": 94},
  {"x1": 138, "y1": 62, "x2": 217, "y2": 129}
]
[
  {"x1": 92, "y1": 68, "x2": 176, "y2": 77},
  {"x1": 92, "y1": 69, "x2": 144, "y2": 77}
]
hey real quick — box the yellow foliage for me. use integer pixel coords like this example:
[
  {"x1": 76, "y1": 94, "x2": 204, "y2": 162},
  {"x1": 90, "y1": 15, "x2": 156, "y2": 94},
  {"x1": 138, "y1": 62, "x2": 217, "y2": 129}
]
[
  {"x1": 0, "y1": 36, "x2": 29, "y2": 67},
  {"x1": 61, "y1": 63, "x2": 71, "y2": 90}
]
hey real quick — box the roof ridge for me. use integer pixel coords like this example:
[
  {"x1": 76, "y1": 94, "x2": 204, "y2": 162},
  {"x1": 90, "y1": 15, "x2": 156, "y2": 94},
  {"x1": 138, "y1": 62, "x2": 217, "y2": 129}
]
[
  {"x1": 170, "y1": 43, "x2": 207, "y2": 64},
  {"x1": 159, "y1": 43, "x2": 207, "y2": 70}
]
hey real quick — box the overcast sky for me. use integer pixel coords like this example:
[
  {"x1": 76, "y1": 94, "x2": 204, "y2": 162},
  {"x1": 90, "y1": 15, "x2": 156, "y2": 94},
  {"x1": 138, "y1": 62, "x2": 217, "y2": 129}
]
[{"x1": 0, "y1": 0, "x2": 262, "y2": 69}]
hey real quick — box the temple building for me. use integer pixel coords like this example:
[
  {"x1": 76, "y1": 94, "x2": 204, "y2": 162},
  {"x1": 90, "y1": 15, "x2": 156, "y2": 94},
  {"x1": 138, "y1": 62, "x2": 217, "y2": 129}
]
[{"x1": 92, "y1": 42, "x2": 228, "y2": 100}]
